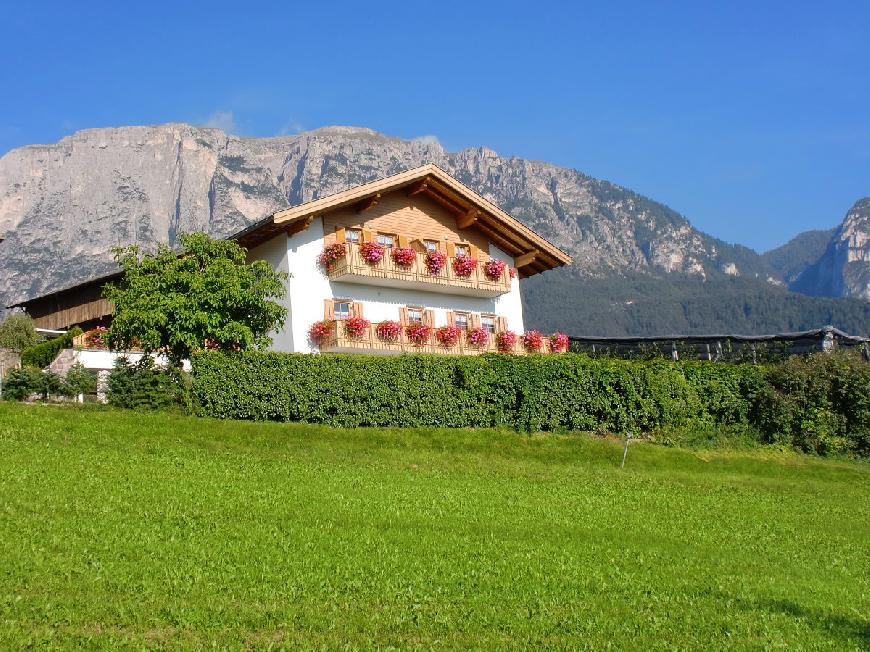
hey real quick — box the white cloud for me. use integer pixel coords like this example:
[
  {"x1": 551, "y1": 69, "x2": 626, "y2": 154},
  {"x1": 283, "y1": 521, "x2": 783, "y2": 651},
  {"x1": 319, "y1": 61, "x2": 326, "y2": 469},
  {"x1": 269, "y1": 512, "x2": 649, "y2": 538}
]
[
  {"x1": 413, "y1": 134, "x2": 441, "y2": 146},
  {"x1": 201, "y1": 110, "x2": 238, "y2": 134}
]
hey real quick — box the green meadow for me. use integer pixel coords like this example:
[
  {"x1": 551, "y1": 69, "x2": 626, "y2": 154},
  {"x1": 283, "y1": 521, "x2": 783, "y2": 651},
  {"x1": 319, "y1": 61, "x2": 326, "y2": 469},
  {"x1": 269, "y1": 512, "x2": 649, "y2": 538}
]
[{"x1": 0, "y1": 402, "x2": 867, "y2": 649}]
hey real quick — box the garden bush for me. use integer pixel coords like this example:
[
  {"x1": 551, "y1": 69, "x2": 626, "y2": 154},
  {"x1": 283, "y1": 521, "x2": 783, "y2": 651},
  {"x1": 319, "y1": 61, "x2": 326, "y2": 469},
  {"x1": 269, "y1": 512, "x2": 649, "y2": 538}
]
[
  {"x1": 20, "y1": 327, "x2": 83, "y2": 369},
  {"x1": 191, "y1": 351, "x2": 769, "y2": 434},
  {"x1": 107, "y1": 356, "x2": 189, "y2": 411},
  {"x1": 1, "y1": 366, "x2": 78, "y2": 401}
]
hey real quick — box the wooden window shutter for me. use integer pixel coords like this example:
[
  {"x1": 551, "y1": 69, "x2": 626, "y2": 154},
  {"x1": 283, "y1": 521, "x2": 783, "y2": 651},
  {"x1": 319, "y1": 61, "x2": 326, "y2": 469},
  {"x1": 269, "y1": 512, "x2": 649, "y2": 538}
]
[
  {"x1": 470, "y1": 244, "x2": 481, "y2": 259},
  {"x1": 324, "y1": 299, "x2": 335, "y2": 320},
  {"x1": 399, "y1": 307, "x2": 409, "y2": 326},
  {"x1": 361, "y1": 229, "x2": 375, "y2": 243},
  {"x1": 423, "y1": 309, "x2": 435, "y2": 327},
  {"x1": 398, "y1": 235, "x2": 410, "y2": 248},
  {"x1": 446, "y1": 242, "x2": 456, "y2": 257},
  {"x1": 411, "y1": 238, "x2": 426, "y2": 253},
  {"x1": 446, "y1": 310, "x2": 456, "y2": 326},
  {"x1": 352, "y1": 302, "x2": 364, "y2": 318},
  {"x1": 497, "y1": 316, "x2": 508, "y2": 332},
  {"x1": 335, "y1": 227, "x2": 346, "y2": 243},
  {"x1": 437, "y1": 240, "x2": 448, "y2": 253},
  {"x1": 470, "y1": 313, "x2": 481, "y2": 329}
]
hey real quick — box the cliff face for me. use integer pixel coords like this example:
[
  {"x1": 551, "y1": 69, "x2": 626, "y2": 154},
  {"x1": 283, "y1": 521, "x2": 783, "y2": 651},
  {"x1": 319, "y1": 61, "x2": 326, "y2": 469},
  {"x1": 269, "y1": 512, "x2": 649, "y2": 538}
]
[
  {"x1": 0, "y1": 123, "x2": 776, "y2": 309},
  {"x1": 790, "y1": 198, "x2": 870, "y2": 301}
]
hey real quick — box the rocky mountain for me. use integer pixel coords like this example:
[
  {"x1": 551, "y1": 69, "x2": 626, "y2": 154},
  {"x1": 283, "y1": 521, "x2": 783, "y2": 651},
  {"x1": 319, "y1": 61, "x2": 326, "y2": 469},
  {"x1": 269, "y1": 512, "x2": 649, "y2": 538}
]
[
  {"x1": 785, "y1": 199, "x2": 870, "y2": 301},
  {"x1": 762, "y1": 228, "x2": 836, "y2": 286},
  {"x1": 0, "y1": 123, "x2": 867, "y2": 335}
]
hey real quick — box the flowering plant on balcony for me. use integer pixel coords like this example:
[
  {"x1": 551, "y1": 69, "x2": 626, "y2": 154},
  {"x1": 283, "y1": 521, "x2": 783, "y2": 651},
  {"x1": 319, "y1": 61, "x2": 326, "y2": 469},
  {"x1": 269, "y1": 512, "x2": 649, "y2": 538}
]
[
  {"x1": 84, "y1": 326, "x2": 109, "y2": 348},
  {"x1": 521, "y1": 330, "x2": 544, "y2": 352},
  {"x1": 452, "y1": 254, "x2": 477, "y2": 278},
  {"x1": 496, "y1": 330, "x2": 518, "y2": 352},
  {"x1": 344, "y1": 316, "x2": 370, "y2": 338},
  {"x1": 405, "y1": 322, "x2": 432, "y2": 346},
  {"x1": 359, "y1": 241, "x2": 385, "y2": 264},
  {"x1": 308, "y1": 320, "x2": 334, "y2": 343},
  {"x1": 435, "y1": 325, "x2": 462, "y2": 347},
  {"x1": 376, "y1": 320, "x2": 402, "y2": 342},
  {"x1": 317, "y1": 242, "x2": 347, "y2": 268},
  {"x1": 424, "y1": 250, "x2": 447, "y2": 275},
  {"x1": 467, "y1": 327, "x2": 489, "y2": 348},
  {"x1": 483, "y1": 259, "x2": 507, "y2": 281},
  {"x1": 391, "y1": 246, "x2": 416, "y2": 268},
  {"x1": 549, "y1": 332, "x2": 570, "y2": 353}
]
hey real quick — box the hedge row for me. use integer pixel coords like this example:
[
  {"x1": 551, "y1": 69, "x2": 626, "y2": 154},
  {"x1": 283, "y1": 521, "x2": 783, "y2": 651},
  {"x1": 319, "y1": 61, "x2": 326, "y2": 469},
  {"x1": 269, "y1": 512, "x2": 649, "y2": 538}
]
[
  {"x1": 191, "y1": 352, "x2": 766, "y2": 433},
  {"x1": 20, "y1": 327, "x2": 83, "y2": 369}
]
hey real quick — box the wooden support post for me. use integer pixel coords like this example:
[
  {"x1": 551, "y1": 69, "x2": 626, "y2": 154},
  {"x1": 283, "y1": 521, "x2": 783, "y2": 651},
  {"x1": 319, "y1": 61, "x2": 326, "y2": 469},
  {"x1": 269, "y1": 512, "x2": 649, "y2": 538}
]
[
  {"x1": 407, "y1": 180, "x2": 429, "y2": 197},
  {"x1": 514, "y1": 251, "x2": 538, "y2": 268},
  {"x1": 355, "y1": 193, "x2": 381, "y2": 213},
  {"x1": 671, "y1": 342, "x2": 679, "y2": 361},
  {"x1": 457, "y1": 208, "x2": 478, "y2": 229}
]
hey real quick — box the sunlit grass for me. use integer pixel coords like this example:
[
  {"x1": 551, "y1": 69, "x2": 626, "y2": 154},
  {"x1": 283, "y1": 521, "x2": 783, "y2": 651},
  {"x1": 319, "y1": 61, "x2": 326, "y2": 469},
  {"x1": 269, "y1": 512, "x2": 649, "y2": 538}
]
[{"x1": 0, "y1": 402, "x2": 867, "y2": 649}]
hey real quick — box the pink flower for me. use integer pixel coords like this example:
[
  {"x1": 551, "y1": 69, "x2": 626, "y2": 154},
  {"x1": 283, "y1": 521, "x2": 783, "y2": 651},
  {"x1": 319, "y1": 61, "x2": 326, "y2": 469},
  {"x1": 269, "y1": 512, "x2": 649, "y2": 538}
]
[
  {"x1": 509, "y1": 267, "x2": 518, "y2": 279},
  {"x1": 405, "y1": 322, "x2": 432, "y2": 346},
  {"x1": 84, "y1": 326, "x2": 109, "y2": 348},
  {"x1": 467, "y1": 327, "x2": 489, "y2": 348},
  {"x1": 344, "y1": 316, "x2": 370, "y2": 338},
  {"x1": 391, "y1": 246, "x2": 416, "y2": 268},
  {"x1": 522, "y1": 330, "x2": 544, "y2": 352},
  {"x1": 435, "y1": 325, "x2": 462, "y2": 347},
  {"x1": 452, "y1": 254, "x2": 477, "y2": 278},
  {"x1": 376, "y1": 320, "x2": 402, "y2": 342},
  {"x1": 359, "y1": 241, "x2": 385, "y2": 264},
  {"x1": 549, "y1": 332, "x2": 570, "y2": 353},
  {"x1": 308, "y1": 320, "x2": 334, "y2": 343},
  {"x1": 317, "y1": 242, "x2": 348, "y2": 268},
  {"x1": 425, "y1": 250, "x2": 447, "y2": 275},
  {"x1": 496, "y1": 330, "x2": 517, "y2": 353},
  {"x1": 483, "y1": 259, "x2": 507, "y2": 281}
]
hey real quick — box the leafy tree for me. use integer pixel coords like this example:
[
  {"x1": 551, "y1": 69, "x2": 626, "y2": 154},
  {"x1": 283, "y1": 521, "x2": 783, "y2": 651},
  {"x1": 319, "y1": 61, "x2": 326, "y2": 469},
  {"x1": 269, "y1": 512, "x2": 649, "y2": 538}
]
[
  {"x1": 0, "y1": 314, "x2": 40, "y2": 353},
  {"x1": 105, "y1": 233, "x2": 288, "y2": 365}
]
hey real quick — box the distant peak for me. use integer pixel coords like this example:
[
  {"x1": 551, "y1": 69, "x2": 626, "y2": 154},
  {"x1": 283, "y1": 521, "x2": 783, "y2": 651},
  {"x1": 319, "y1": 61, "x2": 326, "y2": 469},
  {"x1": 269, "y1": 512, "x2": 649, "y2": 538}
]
[{"x1": 307, "y1": 126, "x2": 380, "y2": 137}]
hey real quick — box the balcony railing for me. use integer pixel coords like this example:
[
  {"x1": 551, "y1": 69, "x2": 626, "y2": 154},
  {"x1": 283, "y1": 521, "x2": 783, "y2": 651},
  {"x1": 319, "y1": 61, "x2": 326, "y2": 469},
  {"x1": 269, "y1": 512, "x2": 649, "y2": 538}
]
[
  {"x1": 320, "y1": 320, "x2": 558, "y2": 356},
  {"x1": 325, "y1": 243, "x2": 512, "y2": 297}
]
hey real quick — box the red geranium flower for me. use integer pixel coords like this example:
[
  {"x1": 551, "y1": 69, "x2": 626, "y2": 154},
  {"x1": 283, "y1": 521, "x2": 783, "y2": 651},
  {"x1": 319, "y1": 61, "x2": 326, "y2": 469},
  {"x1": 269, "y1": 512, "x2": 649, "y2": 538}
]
[
  {"x1": 376, "y1": 320, "x2": 402, "y2": 342},
  {"x1": 405, "y1": 322, "x2": 432, "y2": 346},
  {"x1": 522, "y1": 330, "x2": 544, "y2": 352},
  {"x1": 425, "y1": 250, "x2": 447, "y2": 275},
  {"x1": 359, "y1": 241, "x2": 385, "y2": 264},
  {"x1": 509, "y1": 267, "x2": 518, "y2": 279},
  {"x1": 496, "y1": 330, "x2": 517, "y2": 352},
  {"x1": 308, "y1": 320, "x2": 334, "y2": 343},
  {"x1": 435, "y1": 325, "x2": 462, "y2": 347},
  {"x1": 452, "y1": 254, "x2": 477, "y2": 278},
  {"x1": 467, "y1": 327, "x2": 489, "y2": 348},
  {"x1": 317, "y1": 242, "x2": 347, "y2": 268},
  {"x1": 391, "y1": 246, "x2": 416, "y2": 268},
  {"x1": 483, "y1": 259, "x2": 507, "y2": 281},
  {"x1": 549, "y1": 332, "x2": 570, "y2": 353},
  {"x1": 344, "y1": 316, "x2": 370, "y2": 338}
]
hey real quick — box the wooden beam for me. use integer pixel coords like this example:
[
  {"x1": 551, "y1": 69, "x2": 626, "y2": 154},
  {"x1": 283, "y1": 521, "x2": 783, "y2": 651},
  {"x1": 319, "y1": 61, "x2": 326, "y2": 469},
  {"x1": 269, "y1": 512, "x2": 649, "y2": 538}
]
[
  {"x1": 474, "y1": 221, "x2": 524, "y2": 256},
  {"x1": 285, "y1": 215, "x2": 314, "y2": 237},
  {"x1": 355, "y1": 192, "x2": 381, "y2": 213},
  {"x1": 419, "y1": 188, "x2": 465, "y2": 216},
  {"x1": 456, "y1": 208, "x2": 479, "y2": 229},
  {"x1": 515, "y1": 250, "x2": 538, "y2": 268},
  {"x1": 407, "y1": 179, "x2": 429, "y2": 197}
]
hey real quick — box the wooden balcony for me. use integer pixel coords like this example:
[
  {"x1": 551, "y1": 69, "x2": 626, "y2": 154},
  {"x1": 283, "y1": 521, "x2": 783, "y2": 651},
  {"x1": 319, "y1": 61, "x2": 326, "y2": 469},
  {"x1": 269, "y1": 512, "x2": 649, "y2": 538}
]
[
  {"x1": 325, "y1": 243, "x2": 512, "y2": 297},
  {"x1": 320, "y1": 320, "x2": 557, "y2": 356}
]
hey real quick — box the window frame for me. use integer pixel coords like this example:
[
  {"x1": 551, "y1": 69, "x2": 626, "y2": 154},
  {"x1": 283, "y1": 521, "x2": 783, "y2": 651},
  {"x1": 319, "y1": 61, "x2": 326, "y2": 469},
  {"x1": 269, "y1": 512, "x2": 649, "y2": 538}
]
[
  {"x1": 344, "y1": 228, "x2": 361, "y2": 243},
  {"x1": 406, "y1": 306, "x2": 424, "y2": 324},
  {"x1": 481, "y1": 314, "x2": 496, "y2": 334},
  {"x1": 333, "y1": 300, "x2": 353, "y2": 321},
  {"x1": 376, "y1": 233, "x2": 396, "y2": 249}
]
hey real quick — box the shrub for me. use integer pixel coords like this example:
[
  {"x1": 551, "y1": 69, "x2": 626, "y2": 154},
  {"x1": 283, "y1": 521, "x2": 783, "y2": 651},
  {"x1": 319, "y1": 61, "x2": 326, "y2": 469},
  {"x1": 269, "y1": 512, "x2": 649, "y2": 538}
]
[
  {"x1": 20, "y1": 327, "x2": 83, "y2": 369},
  {"x1": 0, "y1": 314, "x2": 40, "y2": 353},
  {"x1": 191, "y1": 352, "x2": 771, "y2": 435},
  {"x1": 1, "y1": 367, "x2": 69, "y2": 401},
  {"x1": 107, "y1": 356, "x2": 187, "y2": 411},
  {"x1": 64, "y1": 362, "x2": 97, "y2": 398}
]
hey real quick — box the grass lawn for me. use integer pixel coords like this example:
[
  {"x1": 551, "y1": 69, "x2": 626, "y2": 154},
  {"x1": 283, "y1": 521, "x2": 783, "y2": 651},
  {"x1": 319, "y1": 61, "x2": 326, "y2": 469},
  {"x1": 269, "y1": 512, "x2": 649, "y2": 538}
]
[{"x1": 0, "y1": 403, "x2": 867, "y2": 650}]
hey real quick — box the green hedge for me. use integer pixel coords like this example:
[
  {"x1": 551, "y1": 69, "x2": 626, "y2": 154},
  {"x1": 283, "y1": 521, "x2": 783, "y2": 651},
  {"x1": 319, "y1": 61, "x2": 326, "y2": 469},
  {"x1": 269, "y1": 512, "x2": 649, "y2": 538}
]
[
  {"x1": 191, "y1": 352, "x2": 768, "y2": 433},
  {"x1": 20, "y1": 327, "x2": 83, "y2": 369}
]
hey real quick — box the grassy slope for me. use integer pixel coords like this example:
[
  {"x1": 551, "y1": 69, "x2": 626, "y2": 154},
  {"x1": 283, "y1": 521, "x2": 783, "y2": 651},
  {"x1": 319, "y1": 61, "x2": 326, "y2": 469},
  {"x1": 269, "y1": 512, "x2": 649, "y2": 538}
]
[{"x1": 0, "y1": 403, "x2": 867, "y2": 650}]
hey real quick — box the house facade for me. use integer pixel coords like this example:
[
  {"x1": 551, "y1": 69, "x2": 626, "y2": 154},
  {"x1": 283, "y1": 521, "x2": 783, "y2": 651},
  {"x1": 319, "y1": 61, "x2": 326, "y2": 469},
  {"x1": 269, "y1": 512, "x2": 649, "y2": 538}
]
[
  {"x1": 9, "y1": 164, "x2": 571, "y2": 359},
  {"x1": 235, "y1": 164, "x2": 571, "y2": 355}
]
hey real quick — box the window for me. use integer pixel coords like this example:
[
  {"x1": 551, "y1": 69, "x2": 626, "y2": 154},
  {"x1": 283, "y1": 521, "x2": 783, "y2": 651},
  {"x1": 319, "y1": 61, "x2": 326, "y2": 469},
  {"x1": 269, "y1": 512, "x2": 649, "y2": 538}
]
[
  {"x1": 334, "y1": 301, "x2": 352, "y2": 320},
  {"x1": 376, "y1": 233, "x2": 395, "y2": 249},
  {"x1": 345, "y1": 229, "x2": 361, "y2": 243},
  {"x1": 481, "y1": 315, "x2": 496, "y2": 334},
  {"x1": 423, "y1": 240, "x2": 438, "y2": 253},
  {"x1": 407, "y1": 307, "x2": 424, "y2": 324},
  {"x1": 455, "y1": 243, "x2": 469, "y2": 256},
  {"x1": 454, "y1": 313, "x2": 469, "y2": 331}
]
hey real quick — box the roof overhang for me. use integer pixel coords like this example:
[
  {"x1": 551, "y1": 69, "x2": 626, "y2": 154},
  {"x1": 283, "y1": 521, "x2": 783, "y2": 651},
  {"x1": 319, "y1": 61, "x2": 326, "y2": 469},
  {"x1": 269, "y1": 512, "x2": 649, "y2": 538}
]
[{"x1": 233, "y1": 164, "x2": 571, "y2": 276}]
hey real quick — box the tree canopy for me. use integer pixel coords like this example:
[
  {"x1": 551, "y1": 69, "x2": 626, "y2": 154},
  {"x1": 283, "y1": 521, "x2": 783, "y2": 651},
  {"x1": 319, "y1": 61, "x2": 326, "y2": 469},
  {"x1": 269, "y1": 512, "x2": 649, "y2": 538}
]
[
  {"x1": 0, "y1": 313, "x2": 40, "y2": 353},
  {"x1": 105, "y1": 233, "x2": 287, "y2": 364}
]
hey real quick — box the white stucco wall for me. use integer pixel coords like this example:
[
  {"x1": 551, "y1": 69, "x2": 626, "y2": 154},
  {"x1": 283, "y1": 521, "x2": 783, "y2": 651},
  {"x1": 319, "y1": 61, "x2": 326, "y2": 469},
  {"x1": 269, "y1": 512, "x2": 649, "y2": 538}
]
[
  {"x1": 247, "y1": 233, "x2": 293, "y2": 352},
  {"x1": 249, "y1": 220, "x2": 531, "y2": 353}
]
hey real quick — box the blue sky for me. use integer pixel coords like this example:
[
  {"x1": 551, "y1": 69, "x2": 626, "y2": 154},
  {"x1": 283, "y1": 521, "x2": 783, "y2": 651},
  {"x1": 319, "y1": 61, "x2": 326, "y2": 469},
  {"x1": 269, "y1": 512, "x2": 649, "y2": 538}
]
[{"x1": 1, "y1": 1, "x2": 867, "y2": 252}]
